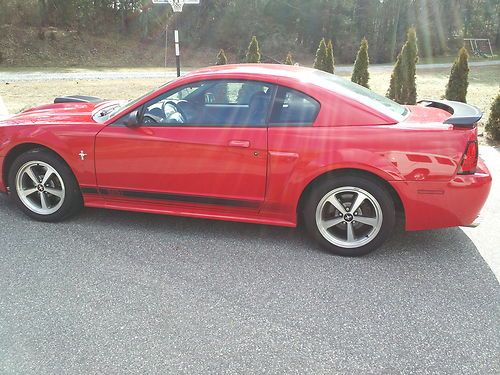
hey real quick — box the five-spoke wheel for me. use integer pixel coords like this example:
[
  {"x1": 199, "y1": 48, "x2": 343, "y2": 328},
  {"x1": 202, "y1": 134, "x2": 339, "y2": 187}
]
[
  {"x1": 15, "y1": 161, "x2": 66, "y2": 215},
  {"x1": 8, "y1": 148, "x2": 82, "y2": 222},
  {"x1": 304, "y1": 175, "x2": 395, "y2": 256}
]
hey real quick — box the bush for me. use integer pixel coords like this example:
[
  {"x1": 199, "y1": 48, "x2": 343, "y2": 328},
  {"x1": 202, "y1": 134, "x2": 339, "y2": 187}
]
[
  {"x1": 351, "y1": 38, "x2": 370, "y2": 88},
  {"x1": 246, "y1": 36, "x2": 261, "y2": 63},
  {"x1": 313, "y1": 38, "x2": 327, "y2": 72},
  {"x1": 387, "y1": 27, "x2": 418, "y2": 104},
  {"x1": 216, "y1": 49, "x2": 227, "y2": 65},
  {"x1": 325, "y1": 40, "x2": 335, "y2": 74},
  {"x1": 486, "y1": 92, "x2": 500, "y2": 141},
  {"x1": 445, "y1": 47, "x2": 469, "y2": 103}
]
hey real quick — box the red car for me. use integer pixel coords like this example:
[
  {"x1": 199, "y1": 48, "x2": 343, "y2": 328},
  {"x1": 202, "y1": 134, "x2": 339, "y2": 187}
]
[{"x1": 0, "y1": 64, "x2": 492, "y2": 256}]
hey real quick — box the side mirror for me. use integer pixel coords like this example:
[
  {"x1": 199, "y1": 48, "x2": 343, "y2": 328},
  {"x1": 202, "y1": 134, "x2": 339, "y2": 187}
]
[{"x1": 125, "y1": 110, "x2": 140, "y2": 128}]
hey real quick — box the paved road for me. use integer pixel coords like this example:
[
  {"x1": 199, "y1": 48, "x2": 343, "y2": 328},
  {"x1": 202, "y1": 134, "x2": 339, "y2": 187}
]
[
  {"x1": 0, "y1": 191, "x2": 499, "y2": 373},
  {"x1": 1, "y1": 60, "x2": 499, "y2": 82},
  {"x1": 463, "y1": 145, "x2": 500, "y2": 282}
]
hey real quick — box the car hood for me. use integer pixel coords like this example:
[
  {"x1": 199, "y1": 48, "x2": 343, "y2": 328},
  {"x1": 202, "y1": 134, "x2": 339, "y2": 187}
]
[{"x1": 0, "y1": 101, "x2": 120, "y2": 127}]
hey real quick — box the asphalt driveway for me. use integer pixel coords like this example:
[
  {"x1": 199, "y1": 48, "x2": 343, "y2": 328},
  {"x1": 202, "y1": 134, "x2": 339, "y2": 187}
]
[{"x1": 0, "y1": 190, "x2": 499, "y2": 374}]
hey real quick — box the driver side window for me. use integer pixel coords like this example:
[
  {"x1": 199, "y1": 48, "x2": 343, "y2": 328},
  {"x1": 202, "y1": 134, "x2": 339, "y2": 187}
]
[
  {"x1": 141, "y1": 82, "x2": 205, "y2": 126},
  {"x1": 119, "y1": 79, "x2": 275, "y2": 127}
]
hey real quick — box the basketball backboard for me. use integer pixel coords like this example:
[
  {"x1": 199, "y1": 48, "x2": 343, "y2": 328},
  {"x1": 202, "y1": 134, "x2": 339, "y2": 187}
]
[{"x1": 152, "y1": 0, "x2": 200, "y2": 12}]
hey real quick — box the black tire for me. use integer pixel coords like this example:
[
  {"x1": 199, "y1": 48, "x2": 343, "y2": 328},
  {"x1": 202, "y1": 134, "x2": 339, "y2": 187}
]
[
  {"x1": 303, "y1": 175, "x2": 395, "y2": 256},
  {"x1": 8, "y1": 148, "x2": 83, "y2": 222}
]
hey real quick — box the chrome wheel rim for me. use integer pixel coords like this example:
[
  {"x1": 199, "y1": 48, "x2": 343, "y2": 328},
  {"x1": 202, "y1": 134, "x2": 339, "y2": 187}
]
[
  {"x1": 15, "y1": 161, "x2": 65, "y2": 215},
  {"x1": 315, "y1": 187, "x2": 383, "y2": 249}
]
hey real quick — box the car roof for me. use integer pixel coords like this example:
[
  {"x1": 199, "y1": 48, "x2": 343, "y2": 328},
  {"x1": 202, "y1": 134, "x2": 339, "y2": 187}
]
[
  {"x1": 184, "y1": 64, "x2": 317, "y2": 82},
  {"x1": 182, "y1": 64, "x2": 406, "y2": 124}
]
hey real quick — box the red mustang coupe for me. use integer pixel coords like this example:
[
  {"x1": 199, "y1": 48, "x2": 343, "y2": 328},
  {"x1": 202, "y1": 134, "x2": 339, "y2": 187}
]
[{"x1": 0, "y1": 64, "x2": 492, "y2": 256}]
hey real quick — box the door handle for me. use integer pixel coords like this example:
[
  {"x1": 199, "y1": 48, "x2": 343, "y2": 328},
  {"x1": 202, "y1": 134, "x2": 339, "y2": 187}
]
[{"x1": 228, "y1": 140, "x2": 251, "y2": 148}]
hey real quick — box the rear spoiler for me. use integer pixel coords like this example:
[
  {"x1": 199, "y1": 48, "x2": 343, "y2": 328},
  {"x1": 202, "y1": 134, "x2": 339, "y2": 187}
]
[
  {"x1": 418, "y1": 99, "x2": 482, "y2": 127},
  {"x1": 54, "y1": 95, "x2": 104, "y2": 104}
]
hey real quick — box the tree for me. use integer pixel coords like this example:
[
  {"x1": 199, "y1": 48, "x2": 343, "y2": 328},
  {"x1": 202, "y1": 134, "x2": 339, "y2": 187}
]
[
  {"x1": 313, "y1": 38, "x2": 328, "y2": 72},
  {"x1": 445, "y1": 47, "x2": 469, "y2": 103},
  {"x1": 325, "y1": 39, "x2": 335, "y2": 74},
  {"x1": 387, "y1": 27, "x2": 419, "y2": 105},
  {"x1": 485, "y1": 92, "x2": 500, "y2": 141},
  {"x1": 246, "y1": 36, "x2": 261, "y2": 63},
  {"x1": 216, "y1": 49, "x2": 227, "y2": 65},
  {"x1": 351, "y1": 37, "x2": 370, "y2": 88},
  {"x1": 285, "y1": 52, "x2": 293, "y2": 65}
]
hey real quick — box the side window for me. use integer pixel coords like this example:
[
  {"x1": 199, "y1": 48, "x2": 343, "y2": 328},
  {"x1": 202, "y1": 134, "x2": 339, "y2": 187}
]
[
  {"x1": 140, "y1": 82, "x2": 206, "y2": 126},
  {"x1": 269, "y1": 86, "x2": 320, "y2": 126},
  {"x1": 201, "y1": 81, "x2": 273, "y2": 126},
  {"x1": 118, "y1": 80, "x2": 275, "y2": 127},
  {"x1": 209, "y1": 81, "x2": 266, "y2": 104}
]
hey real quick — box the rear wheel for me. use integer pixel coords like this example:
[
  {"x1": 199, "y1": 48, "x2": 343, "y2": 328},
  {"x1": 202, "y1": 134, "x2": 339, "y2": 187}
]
[
  {"x1": 8, "y1": 149, "x2": 83, "y2": 222},
  {"x1": 303, "y1": 175, "x2": 395, "y2": 256}
]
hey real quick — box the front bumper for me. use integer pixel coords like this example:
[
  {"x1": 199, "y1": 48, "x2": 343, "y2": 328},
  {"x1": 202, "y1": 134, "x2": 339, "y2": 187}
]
[{"x1": 391, "y1": 158, "x2": 492, "y2": 231}]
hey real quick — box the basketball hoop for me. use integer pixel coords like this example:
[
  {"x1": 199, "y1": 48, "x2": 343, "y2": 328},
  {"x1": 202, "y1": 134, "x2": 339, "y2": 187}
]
[
  {"x1": 152, "y1": 0, "x2": 200, "y2": 13},
  {"x1": 152, "y1": 0, "x2": 201, "y2": 76},
  {"x1": 169, "y1": 0, "x2": 184, "y2": 12}
]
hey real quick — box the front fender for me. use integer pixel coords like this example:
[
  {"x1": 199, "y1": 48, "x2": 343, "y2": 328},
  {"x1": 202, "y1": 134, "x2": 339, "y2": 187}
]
[{"x1": 0, "y1": 124, "x2": 103, "y2": 190}]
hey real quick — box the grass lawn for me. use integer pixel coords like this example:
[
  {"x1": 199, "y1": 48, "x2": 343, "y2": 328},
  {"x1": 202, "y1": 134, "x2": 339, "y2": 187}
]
[{"x1": 1, "y1": 65, "x2": 498, "y2": 139}]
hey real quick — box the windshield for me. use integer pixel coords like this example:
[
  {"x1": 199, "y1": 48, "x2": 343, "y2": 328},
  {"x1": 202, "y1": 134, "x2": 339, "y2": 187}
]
[
  {"x1": 96, "y1": 81, "x2": 173, "y2": 122},
  {"x1": 312, "y1": 70, "x2": 408, "y2": 118}
]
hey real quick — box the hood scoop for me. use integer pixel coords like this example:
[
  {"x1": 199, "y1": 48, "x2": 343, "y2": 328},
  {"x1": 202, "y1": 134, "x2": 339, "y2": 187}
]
[{"x1": 54, "y1": 95, "x2": 104, "y2": 104}]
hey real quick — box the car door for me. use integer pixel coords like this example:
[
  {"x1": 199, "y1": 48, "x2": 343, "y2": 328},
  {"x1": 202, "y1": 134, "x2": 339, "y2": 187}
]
[{"x1": 94, "y1": 79, "x2": 275, "y2": 209}]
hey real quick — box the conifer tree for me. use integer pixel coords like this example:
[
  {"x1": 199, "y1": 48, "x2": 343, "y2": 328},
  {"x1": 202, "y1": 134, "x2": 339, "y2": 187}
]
[
  {"x1": 238, "y1": 37, "x2": 263, "y2": 103},
  {"x1": 313, "y1": 38, "x2": 327, "y2": 72},
  {"x1": 445, "y1": 47, "x2": 469, "y2": 103},
  {"x1": 216, "y1": 49, "x2": 227, "y2": 65},
  {"x1": 387, "y1": 28, "x2": 418, "y2": 104},
  {"x1": 246, "y1": 36, "x2": 261, "y2": 63},
  {"x1": 325, "y1": 40, "x2": 335, "y2": 74},
  {"x1": 285, "y1": 52, "x2": 293, "y2": 65},
  {"x1": 486, "y1": 92, "x2": 500, "y2": 141},
  {"x1": 351, "y1": 37, "x2": 370, "y2": 88},
  {"x1": 214, "y1": 50, "x2": 228, "y2": 102}
]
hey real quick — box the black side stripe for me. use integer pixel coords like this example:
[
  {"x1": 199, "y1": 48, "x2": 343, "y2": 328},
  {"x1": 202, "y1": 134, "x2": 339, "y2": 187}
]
[
  {"x1": 81, "y1": 187, "x2": 99, "y2": 195},
  {"x1": 82, "y1": 187, "x2": 259, "y2": 208}
]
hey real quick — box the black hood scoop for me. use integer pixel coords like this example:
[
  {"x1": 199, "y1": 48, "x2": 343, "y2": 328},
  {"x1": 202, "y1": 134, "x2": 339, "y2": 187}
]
[{"x1": 54, "y1": 95, "x2": 104, "y2": 104}]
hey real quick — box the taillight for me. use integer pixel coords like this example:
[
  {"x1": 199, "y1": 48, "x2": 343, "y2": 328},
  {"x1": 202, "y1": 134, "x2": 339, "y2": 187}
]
[{"x1": 458, "y1": 141, "x2": 478, "y2": 175}]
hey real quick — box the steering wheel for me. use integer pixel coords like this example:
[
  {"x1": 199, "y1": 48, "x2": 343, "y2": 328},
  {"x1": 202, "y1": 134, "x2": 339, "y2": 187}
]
[
  {"x1": 143, "y1": 113, "x2": 163, "y2": 124},
  {"x1": 163, "y1": 100, "x2": 195, "y2": 122}
]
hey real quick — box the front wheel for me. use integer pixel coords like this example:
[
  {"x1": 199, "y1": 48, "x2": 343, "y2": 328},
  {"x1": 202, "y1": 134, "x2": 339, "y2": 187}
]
[
  {"x1": 303, "y1": 175, "x2": 395, "y2": 256},
  {"x1": 8, "y1": 148, "x2": 83, "y2": 222}
]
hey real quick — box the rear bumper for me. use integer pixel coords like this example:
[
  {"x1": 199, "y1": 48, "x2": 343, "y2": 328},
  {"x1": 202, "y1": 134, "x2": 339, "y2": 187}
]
[{"x1": 391, "y1": 158, "x2": 492, "y2": 231}]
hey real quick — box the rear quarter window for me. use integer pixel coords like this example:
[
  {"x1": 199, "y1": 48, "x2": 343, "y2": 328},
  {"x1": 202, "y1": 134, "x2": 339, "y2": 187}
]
[{"x1": 269, "y1": 86, "x2": 320, "y2": 126}]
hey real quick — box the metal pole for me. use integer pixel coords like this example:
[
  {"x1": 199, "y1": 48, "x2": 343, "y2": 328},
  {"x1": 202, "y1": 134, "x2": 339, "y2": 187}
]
[
  {"x1": 175, "y1": 29, "x2": 180, "y2": 77},
  {"x1": 487, "y1": 39, "x2": 494, "y2": 57},
  {"x1": 165, "y1": 24, "x2": 168, "y2": 69}
]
